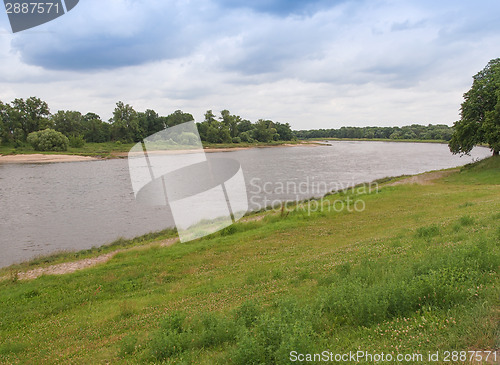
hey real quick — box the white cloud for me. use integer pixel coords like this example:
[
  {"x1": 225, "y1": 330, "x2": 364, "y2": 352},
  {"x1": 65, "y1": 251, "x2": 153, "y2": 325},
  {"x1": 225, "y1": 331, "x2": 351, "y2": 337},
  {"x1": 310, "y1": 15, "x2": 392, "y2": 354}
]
[{"x1": 0, "y1": 0, "x2": 499, "y2": 129}]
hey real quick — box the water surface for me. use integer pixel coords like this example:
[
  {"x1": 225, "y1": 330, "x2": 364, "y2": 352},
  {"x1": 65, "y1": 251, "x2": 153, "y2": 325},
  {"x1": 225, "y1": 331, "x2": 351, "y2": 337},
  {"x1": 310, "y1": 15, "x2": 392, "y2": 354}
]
[{"x1": 0, "y1": 141, "x2": 491, "y2": 267}]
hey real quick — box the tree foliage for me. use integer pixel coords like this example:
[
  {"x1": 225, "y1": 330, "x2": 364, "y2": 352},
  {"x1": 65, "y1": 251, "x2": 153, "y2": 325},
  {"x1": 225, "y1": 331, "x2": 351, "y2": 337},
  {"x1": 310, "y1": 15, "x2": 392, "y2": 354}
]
[
  {"x1": 52, "y1": 110, "x2": 84, "y2": 137},
  {"x1": 27, "y1": 128, "x2": 69, "y2": 151},
  {"x1": 5, "y1": 97, "x2": 51, "y2": 142},
  {"x1": 295, "y1": 124, "x2": 453, "y2": 141},
  {"x1": 0, "y1": 97, "x2": 296, "y2": 146},
  {"x1": 449, "y1": 58, "x2": 500, "y2": 156}
]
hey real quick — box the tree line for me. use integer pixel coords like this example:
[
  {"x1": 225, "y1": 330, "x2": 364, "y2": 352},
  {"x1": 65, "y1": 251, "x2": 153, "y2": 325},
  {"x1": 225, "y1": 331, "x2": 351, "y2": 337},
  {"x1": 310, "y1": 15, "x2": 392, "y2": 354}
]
[
  {"x1": 2, "y1": 54, "x2": 499, "y2": 156},
  {"x1": 295, "y1": 124, "x2": 453, "y2": 141},
  {"x1": 0, "y1": 99, "x2": 295, "y2": 148}
]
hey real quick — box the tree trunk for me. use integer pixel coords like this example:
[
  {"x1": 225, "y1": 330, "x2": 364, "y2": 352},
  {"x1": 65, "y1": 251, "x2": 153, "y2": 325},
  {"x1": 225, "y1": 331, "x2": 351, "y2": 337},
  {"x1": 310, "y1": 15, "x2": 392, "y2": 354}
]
[{"x1": 493, "y1": 150, "x2": 499, "y2": 156}]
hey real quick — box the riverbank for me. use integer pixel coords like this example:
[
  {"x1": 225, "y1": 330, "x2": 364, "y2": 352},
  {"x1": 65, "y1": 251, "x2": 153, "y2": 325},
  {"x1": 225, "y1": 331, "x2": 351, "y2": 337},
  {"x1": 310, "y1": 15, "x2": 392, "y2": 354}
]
[
  {"x1": 0, "y1": 157, "x2": 498, "y2": 363},
  {"x1": 0, "y1": 141, "x2": 315, "y2": 163},
  {"x1": 0, "y1": 139, "x2": 460, "y2": 164},
  {"x1": 0, "y1": 153, "x2": 100, "y2": 164},
  {"x1": 0, "y1": 168, "x2": 459, "y2": 279}
]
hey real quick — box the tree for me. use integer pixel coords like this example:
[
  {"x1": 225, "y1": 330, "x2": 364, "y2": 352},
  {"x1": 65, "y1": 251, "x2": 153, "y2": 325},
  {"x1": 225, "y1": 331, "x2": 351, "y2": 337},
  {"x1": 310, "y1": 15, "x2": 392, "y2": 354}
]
[
  {"x1": 111, "y1": 101, "x2": 142, "y2": 142},
  {"x1": 237, "y1": 118, "x2": 253, "y2": 134},
  {"x1": 449, "y1": 58, "x2": 500, "y2": 156},
  {"x1": 205, "y1": 120, "x2": 231, "y2": 143},
  {"x1": 9, "y1": 97, "x2": 51, "y2": 141},
  {"x1": 138, "y1": 109, "x2": 165, "y2": 136},
  {"x1": 204, "y1": 110, "x2": 217, "y2": 125},
  {"x1": 253, "y1": 119, "x2": 277, "y2": 142},
  {"x1": 220, "y1": 110, "x2": 239, "y2": 137},
  {"x1": 0, "y1": 101, "x2": 11, "y2": 143},
  {"x1": 274, "y1": 122, "x2": 295, "y2": 141},
  {"x1": 165, "y1": 110, "x2": 194, "y2": 128},
  {"x1": 82, "y1": 113, "x2": 111, "y2": 143},
  {"x1": 52, "y1": 110, "x2": 84, "y2": 137}
]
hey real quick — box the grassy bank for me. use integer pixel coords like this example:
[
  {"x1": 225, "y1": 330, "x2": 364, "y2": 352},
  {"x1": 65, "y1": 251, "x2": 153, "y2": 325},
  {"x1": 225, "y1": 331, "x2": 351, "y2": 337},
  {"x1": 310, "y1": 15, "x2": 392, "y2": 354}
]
[
  {"x1": 0, "y1": 142, "x2": 136, "y2": 158},
  {"x1": 0, "y1": 158, "x2": 499, "y2": 364}
]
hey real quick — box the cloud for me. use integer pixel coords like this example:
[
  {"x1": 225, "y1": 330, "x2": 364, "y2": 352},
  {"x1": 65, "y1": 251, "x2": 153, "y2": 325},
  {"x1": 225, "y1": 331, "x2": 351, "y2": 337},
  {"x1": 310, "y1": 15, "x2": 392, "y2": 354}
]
[
  {"x1": 8, "y1": 0, "x2": 353, "y2": 72},
  {"x1": 1, "y1": 0, "x2": 500, "y2": 130},
  {"x1": 216, "y1": 0, "x2": 344, "y2": 16},
  {"x1": 10, "y1": 0, "x2": 212, "y2": 70}
]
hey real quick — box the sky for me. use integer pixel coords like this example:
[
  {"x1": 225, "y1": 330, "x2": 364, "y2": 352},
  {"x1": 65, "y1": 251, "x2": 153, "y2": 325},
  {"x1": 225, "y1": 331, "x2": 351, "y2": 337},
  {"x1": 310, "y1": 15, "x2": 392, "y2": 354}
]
[{"x1": 0, "y1": 0, "x2": 499, "y2": 130}]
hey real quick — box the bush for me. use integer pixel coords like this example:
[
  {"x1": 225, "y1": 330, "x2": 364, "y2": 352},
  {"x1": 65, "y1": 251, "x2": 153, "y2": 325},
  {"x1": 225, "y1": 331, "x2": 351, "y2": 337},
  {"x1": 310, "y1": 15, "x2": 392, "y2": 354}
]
[
  {"x1": 415, "y1": 224, "x2": 441, "y2": 240},
  {"x1": 149, "y1": 311, "x2": 237, "y2": 361},
  {"x1": 68, "y1": 135, "x2": 85, "y2": 148},
  {"x1": 118, "y1": 334, "x2": 137, "y2": 358},
  {"x1": 240, "y1": 131, "x2": 253, "y2": 143},
  {"x1": 27, "y1": 129, "x2": 69, "y2": 151},
  {"x1": 232, "y1": 136, "x2": 241, "y2": 143}
]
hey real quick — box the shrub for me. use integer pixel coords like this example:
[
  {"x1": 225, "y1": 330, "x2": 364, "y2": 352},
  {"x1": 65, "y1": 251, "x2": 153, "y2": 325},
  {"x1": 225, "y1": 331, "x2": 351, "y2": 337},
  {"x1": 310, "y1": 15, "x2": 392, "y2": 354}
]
[
  {"x1": 68, "y1": 135, "x2": 85, "y2": 148},
  {"x1": 118, "y1": 334, "x2": 137, "y2": 358},
  {"x1": 27, "y1": 129, "x2": 69, "y2": 151},
  {"x1": 459, "y1": 215, "x2": 475, "y2": 226},
  {"x1": 415, "y1": 224, "x2": 441, "y2": 240},
  {"x1": 198, "y1": 313, "x2": 237, "y2": 348},
  {"x1": 232, "y1": 136, "x2": 242, "y2": 143},
  {"x1": 235, "y1": 301, "x2": 261, "y2": 328},
  {"x1": 239, "y1": 131, "x2": 253, "y2": 143}
]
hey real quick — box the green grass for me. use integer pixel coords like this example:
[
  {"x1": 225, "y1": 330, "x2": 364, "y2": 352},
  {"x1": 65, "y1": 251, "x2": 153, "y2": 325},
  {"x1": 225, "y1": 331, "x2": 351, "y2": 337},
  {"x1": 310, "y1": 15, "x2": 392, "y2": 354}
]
[
  {"x1": 0, "y1": 157, "x2": 499, "y2": 364},
  {"x1": 0, "y1": 141, "x2": 136, "y2": 157}
]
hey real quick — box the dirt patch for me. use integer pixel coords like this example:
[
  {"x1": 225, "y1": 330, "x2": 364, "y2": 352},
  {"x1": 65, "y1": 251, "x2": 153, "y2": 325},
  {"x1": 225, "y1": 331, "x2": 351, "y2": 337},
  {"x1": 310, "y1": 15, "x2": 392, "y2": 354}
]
[
  {"x1": 240, "y1": 214, "x2": 267, "y2": 223},
  {"x1": 159, "y1": 237, "x2": 179, "y2": 247},
  {"x1": 14, "y1": 252, "x2": 118, "y2": 281},
  {"x1": 2, "y1": 237, "x2": 180, "y2": 281},
  {"x1": 388, "y1": 169, "x2": 458, "y2": 186}
]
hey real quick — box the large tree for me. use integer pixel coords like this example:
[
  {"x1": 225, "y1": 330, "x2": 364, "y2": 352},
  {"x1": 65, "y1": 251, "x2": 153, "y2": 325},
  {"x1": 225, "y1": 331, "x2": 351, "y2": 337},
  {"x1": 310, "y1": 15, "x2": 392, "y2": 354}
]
[
  {"x1": 9, "y1": 97, "x2": 51, "y2": 141},
  {"x1": 52, "y1": 110, "x2": 84, "y2": 137},
  {"x1": 81, "y1": 113, "x2": 111, "y2": 143},
  {"x1": 449, "y1": 58, "x2": 500, "y2": 156},
  {"x1": 111, "y1": 101, "x2": 142, "y2": 142},
  {"x1": 165, "y1": 110, "x2": 194, "y2": 128}
]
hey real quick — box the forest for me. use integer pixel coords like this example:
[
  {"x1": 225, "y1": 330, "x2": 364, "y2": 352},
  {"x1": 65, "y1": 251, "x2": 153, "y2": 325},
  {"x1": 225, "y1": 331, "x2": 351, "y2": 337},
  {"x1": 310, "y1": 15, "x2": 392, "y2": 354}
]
[
  {"x1": 0, "y1": 98, "x2": 295, "y2": 149},
  {"x1": 295, "y1": 124, "x2": 453, "y2": 141},
  {"x1": 0, "y1": 97, "x2": 456, "y2": 153}
]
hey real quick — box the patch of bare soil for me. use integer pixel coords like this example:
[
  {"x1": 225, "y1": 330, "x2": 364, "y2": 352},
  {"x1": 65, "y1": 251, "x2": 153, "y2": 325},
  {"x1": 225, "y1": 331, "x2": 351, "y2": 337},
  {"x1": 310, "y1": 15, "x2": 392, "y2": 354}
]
[
  {"x1": 159, "y1": 237, "x2": 179, "y2": 247},
  {"x1": 15, "y1": 252, "x2": 118, "y2": 281},
  {"x1": 2, "y1": 237, "x2": 180, "y2": 281}
]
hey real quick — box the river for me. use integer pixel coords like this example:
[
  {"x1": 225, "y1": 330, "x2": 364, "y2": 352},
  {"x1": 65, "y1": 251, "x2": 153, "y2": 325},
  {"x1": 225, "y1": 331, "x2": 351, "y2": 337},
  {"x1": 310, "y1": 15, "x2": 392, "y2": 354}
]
[{"x1": 0, "y1": 141, "x2": 491, "y2": 268}]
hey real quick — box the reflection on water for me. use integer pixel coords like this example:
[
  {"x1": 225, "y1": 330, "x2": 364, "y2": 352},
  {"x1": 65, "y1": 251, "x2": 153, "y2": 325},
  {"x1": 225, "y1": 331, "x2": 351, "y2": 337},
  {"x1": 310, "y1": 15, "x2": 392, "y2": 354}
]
[{"x1": 0, "y1": 141, "x2": 491, "y2": 267}]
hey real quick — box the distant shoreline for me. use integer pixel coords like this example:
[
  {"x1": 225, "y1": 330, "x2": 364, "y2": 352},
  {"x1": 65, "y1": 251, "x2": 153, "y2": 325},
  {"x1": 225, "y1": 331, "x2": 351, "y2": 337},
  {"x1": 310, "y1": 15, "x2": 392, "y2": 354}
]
[
  {"x1": 0, "y1": 139, "x2": 460, "y2": 164},
  {"x1": 0, "y1": 142, "x2": 316, "y2": 164},
  {"x1": 308, "y1": 138, "x2": 449, "y2": 144}
]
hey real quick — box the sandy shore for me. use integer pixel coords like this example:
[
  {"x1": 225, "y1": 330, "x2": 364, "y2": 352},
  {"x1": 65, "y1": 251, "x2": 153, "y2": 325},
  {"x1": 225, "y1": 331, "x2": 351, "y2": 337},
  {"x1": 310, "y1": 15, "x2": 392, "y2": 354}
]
[
  {"x1": 0, "y1": 154, "x2": 99, "y2": 164},
  {"x1": 0, "y1": 143, "x2": 318, "y2": 164}
]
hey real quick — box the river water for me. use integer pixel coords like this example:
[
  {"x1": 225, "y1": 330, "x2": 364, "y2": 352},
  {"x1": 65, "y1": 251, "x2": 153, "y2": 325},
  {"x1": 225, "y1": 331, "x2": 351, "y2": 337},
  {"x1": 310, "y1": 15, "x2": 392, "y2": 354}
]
[{"x1": 0, "y1": 141, "x2": 491, "y2": 268}]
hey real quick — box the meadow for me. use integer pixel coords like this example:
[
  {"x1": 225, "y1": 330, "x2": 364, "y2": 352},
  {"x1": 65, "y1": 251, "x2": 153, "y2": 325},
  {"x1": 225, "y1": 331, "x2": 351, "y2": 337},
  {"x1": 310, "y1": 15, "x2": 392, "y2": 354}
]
[{"x1": 0, "y1": 157, "x2": 498, "y2": 364}]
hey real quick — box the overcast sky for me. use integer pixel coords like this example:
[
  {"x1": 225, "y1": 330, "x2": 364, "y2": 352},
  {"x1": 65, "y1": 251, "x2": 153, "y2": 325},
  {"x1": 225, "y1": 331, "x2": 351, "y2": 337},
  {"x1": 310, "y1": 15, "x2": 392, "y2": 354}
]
[{"x1": 1, "y1": 0, "x2": 499, "y2": 129}]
